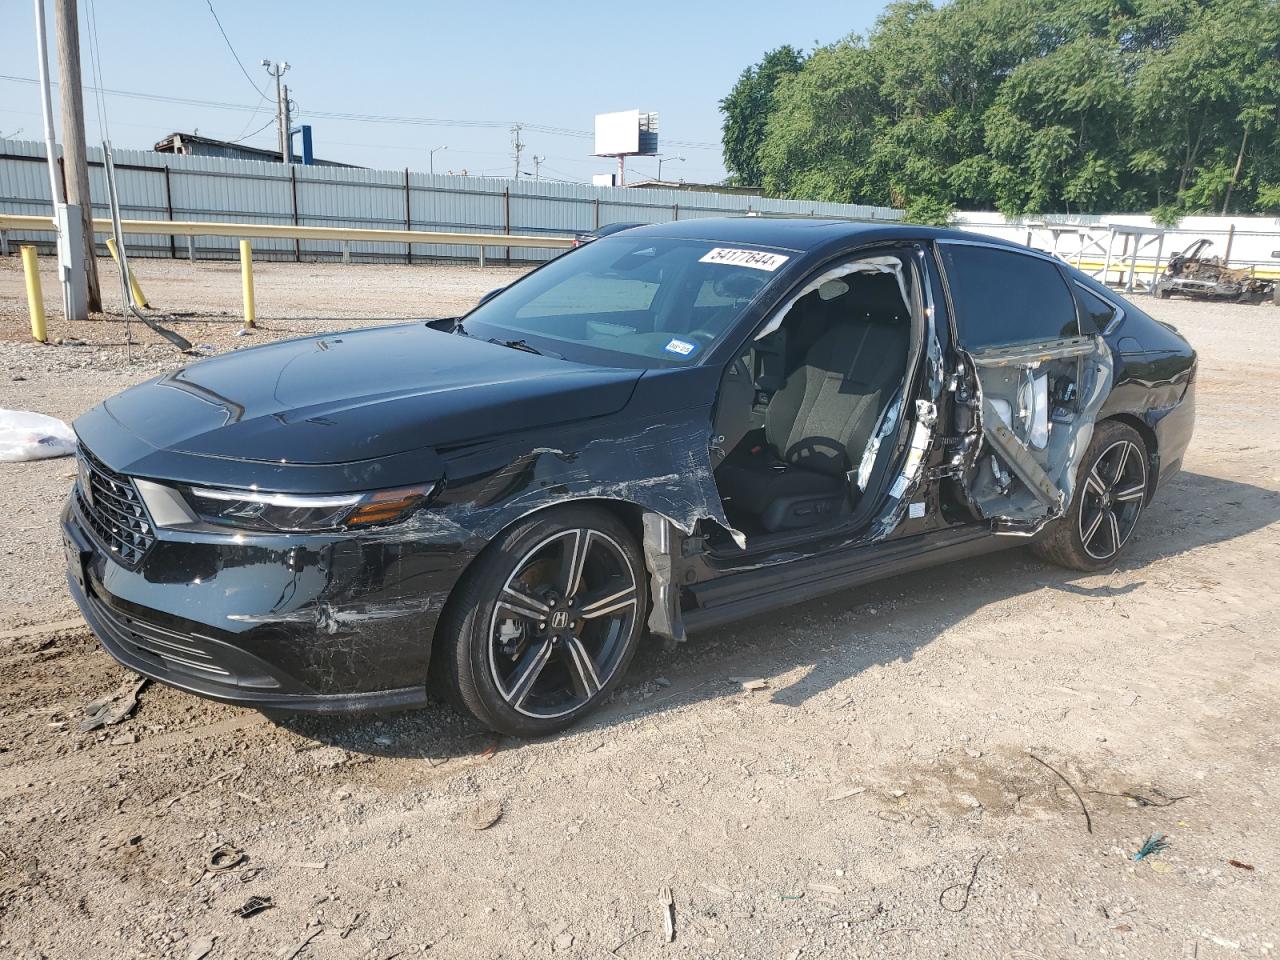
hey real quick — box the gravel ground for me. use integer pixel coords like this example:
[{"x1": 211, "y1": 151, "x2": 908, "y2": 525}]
[{"x1": 0, "y1": 258, "x2": 1277, "y2": 959}]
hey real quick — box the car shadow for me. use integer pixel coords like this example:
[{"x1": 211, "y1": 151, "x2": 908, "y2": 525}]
[{"x1": 270, "y1": 470, "x2": 1278, "y2": 759}]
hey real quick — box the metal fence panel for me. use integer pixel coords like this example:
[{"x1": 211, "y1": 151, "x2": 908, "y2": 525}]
[{"x1": 0, "y1": 137, "x2": 901, "y2": 263}]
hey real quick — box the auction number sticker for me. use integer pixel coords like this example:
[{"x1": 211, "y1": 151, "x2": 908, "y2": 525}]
[{"x1": 699, "y1": 247, "x2": 790, "y2": 272}]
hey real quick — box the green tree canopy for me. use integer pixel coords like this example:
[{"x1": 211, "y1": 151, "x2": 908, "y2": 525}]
[
  {"x1": 719, "y1": 44, "x2": 806, "y2": 186},
  {"x1": 722, "y1": 0, "x2": 1280, "y2": 218}
]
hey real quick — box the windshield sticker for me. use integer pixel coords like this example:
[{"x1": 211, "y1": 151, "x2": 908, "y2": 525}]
[
  {"x1": 664, "y1": 338, "x2": 698, "y2": 357},
  {"x1": 700, "y1": 248, "x2": 790, "y2": 272}
]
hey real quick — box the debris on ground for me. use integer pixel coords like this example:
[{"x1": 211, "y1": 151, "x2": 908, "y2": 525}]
[
  {"x1": 466, "y1": 799, "x2": 503, "y2": 831},
  {"x1": 1090, "y1": 786, "x2": 1191, "y2": 808},
  {"x1": 732, "y1": 677, "x2": 769, "y2": 691},
  {"x1": 0, "y1": 409, "x2": 77, "y2": 462},
  {"x1": 1028, "y1": 752, "x2": 1093, "y2": 833},
  {"x1": 552, "y1": 932, "x2": 575, "y2": 952},
  {"x1": 823, "y1": 786, "x2": 867, "y2": 803},
  {"x1": 186, "y1": 935, "x2": 216, "y2": 960},
  {"x1": 78, "y1": 677, "x2": 148, "y2": 732},
  {"x1": 234, "y1": 895, "x2": 274, "y2": 919},
  {"x1": 939, "y1": 853, "x2": 986, "y2": 913},
  {"x1": 1134, "y1": 834, "x2": 1169, "y2": 861},
  {"x1": 207, "y1": 843, "x2": 246, "y2": 873},
  {"x1": 659, "y1": 886, "x2": 676, "y2": 942},
  {"x1": 280, "y1": 927, "x2": 324, "y2": 960},
  {"x1": 1227, "y1": 859, "x2": 1254, "y2": 871}
]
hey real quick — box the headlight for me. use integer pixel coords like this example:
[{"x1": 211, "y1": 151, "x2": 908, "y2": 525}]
[{"x1": 179, "y1": 483, "x2": 434, "y2": 532}]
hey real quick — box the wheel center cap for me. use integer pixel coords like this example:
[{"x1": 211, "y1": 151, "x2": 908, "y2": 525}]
[{"x1": 550, "y1": 610, "x2": 570, "y2": 630}]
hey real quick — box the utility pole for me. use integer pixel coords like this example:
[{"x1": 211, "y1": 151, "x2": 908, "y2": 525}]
[
  {"x1": 55, "y1": 0, "x2": 99, "y2": 313},
  {"x1": 32, "y1": 0, "x2": 87, "y2": 321},
  {"x1": 282, "y1": 83, "x2": 292, "y2": 163},
  {"x1": 511, "y1": 124, "x2": 523, "y2": 181},
  {"x1": 261, "y1": 59, "x2": 289, "y2": 162},
  {"x1": 532, "y1": 155, "x2": 545, "y2": 181}
]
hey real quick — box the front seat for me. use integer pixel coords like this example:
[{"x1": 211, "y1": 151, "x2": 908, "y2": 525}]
[{"x1": 716, "y1": 273, "x2": 910, "y2": 532}]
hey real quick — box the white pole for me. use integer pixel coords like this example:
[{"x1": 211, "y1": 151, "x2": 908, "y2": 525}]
[{"x1": 33, "y1": 0, "x2": 62, "y2": 207}]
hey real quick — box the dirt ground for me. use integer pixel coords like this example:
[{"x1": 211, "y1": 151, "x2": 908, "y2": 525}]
[{"x1": 0, "y1": 256, "x2": 1277, "y2": 960}]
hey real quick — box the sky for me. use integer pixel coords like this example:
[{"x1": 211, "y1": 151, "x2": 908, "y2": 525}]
[{"x1": 0, "y1": 0, "x2": 883, "y2": 184}]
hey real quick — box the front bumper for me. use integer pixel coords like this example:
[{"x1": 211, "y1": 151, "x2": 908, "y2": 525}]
[{"x1": 62, "y1": 494, "x2": 466, "y2": 713}]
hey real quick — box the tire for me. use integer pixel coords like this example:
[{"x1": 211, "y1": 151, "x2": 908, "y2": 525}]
[
  {"x1": 1032, "y1": 420, "x2": 1150, "y2": 572},
  {"x1": 432, "y1": 505, "x2": 648, "y2": 737}
]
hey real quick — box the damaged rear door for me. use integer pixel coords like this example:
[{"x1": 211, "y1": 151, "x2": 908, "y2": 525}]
[{"x1": 937, "y1": 241, "x2": 1113, "y2": 535}]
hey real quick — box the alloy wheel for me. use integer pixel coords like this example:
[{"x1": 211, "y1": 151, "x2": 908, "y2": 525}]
[
  {"x1": 488, "y1": 528, "x2": 639, "y2": 719},
  {"x1": 1078, "y1": 439, "x2": 1147, "y2": 561}
]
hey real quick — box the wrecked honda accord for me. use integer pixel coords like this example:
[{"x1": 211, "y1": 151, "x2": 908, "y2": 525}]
[{"x1": 63, "y1": 219, "x2": 1196, "y2": 736}]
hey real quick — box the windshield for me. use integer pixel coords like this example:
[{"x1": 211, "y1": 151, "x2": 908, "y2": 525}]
[{"x1": 460, "y1": 236, "x2": 790, "y2": 368}]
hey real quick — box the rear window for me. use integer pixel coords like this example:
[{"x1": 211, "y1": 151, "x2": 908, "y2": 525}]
[
  {"x1": 1074, "y1": 284, "x2": 1119, "y2": 334},
  {"x1": 940, "y1": 244, "x2": 1079, "y2": 349}
]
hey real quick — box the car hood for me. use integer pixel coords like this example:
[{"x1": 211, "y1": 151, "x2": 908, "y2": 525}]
[{"x1": 90, "y1": 323, "x2": 643, "y2": 466}]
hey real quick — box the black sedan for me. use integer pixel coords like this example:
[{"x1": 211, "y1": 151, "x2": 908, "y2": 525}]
[{"x1": 64, "y1": 219, "x2": 1196, "y2": 736}]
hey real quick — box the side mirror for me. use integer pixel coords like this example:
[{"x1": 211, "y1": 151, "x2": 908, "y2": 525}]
[{"x1": 477, "y1": 286, "x2": 505, "y2": 306}]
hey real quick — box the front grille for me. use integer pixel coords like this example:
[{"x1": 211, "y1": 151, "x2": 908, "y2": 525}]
[{"x1": 76, "y1": 445, "x2": 155, "y2": 566}]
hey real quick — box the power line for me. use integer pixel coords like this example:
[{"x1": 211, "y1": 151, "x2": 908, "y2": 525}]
[
  {"x1": 204, "y1": 1, "x2": 269, "y2": 99},
  {"x1": 0, "y1": 74, "x2": 720, "y2": 150},
  {"x1": 224, "y1": 114, "x2": 276, "y2": 145}
]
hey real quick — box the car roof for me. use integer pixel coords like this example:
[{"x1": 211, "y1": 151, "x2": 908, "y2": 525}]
[{"x1": 620, "y1": 216, "x2": 1018, "y2": 254}]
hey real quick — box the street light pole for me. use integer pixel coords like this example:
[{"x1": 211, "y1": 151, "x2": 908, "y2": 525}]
[
  {"x1": 657, "y1": 155, "x2": 686, "y2": 182},
  {"x1": 430, "y1": 144, "x2": 447, "y2": 175}
]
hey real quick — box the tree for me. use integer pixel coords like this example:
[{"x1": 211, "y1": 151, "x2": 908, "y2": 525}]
[
  {"x1": 719, "y1": 45, "x2": 806, "y2": 186},
  {"x1": 721, "y1": 0, "x2": 1280, "y2": 216}
]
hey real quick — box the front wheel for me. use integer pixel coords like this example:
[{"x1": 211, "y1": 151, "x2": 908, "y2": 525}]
[
  {"x1": 1032, "y1": 421, "x2": 1149, "y2": 571},
  {"x1": 433, "y1": 505, "x2": 648, "y2": 737}
]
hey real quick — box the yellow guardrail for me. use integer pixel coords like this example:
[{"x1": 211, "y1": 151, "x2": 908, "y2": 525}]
[{"x1": 0, "y1": 213, "x2": 573, "y2": 251}]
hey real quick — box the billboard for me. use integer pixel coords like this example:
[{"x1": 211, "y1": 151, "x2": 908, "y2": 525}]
[{"x1": 594, "y1": 110, "x2": 659, "y2": 157}]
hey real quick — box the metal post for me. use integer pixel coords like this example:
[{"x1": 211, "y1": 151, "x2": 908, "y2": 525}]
[
  {"x1": 478, "y1": 245, "x2": 486, "y2": 268},
  {"x1": 106, "y1": 236, "x2": 148, "y2": 307},
  {"x1": 290, "y1": 165, "x2": 300, "y2": 262},
  {"x1": 55, "y1": 0, "x2": 99, "y2": 313},
  {"x1": 0, "y1": 231, "x2": 8, "y2": 258},
  {"x1": 187, "y1": 235, "x2": 196, "y2": 263},
  {"x1": 22, "y1": 245, "x2": 47, "y2": 342},
  {"x1": 503, "y1": 187, "x2": 511, "y2": 266},
  {"x1": 404, "y1": 167, "x2": 412, "y2": 265},
  {"x1": 341, "y1": 240, "x2": 350, "y2": 264},
  {"x1": 1223, "y1": 223, "x2": 1236, "y2": 266},
  {"x1": 163, "y1": 165, "x2": 176, "y2": 259},
  {"x1": 1150, "y1": 233, "x2": 1165, "y2": 296},
  {"x1": 239, "y1": 239, "x2": 255, "y2": 328}
]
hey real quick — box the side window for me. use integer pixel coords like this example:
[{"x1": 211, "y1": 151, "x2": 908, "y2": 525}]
[
  {"x1": 939, "y1": 244, "x2": 1079, "y2": 349},
  {"x1": 1074, "y1": 284, "x2": 1118, "y2": 335}
]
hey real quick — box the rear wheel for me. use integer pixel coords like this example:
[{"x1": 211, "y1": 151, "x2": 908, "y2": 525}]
[
  {"x1": 1032, "y1": 420, "x2": 1149, "y2": 571},
  {"x1": 433, "y1": 505, "x2": 647, "y2": 737}
]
